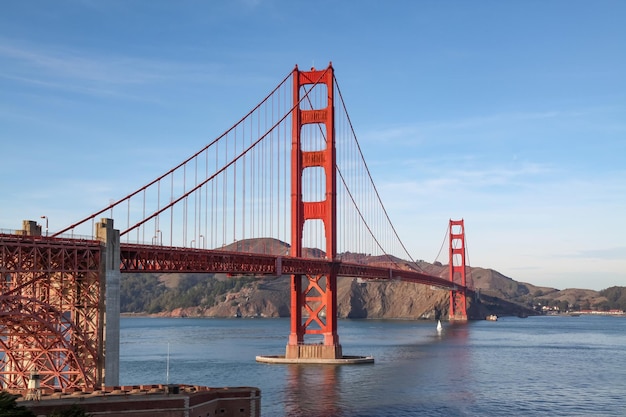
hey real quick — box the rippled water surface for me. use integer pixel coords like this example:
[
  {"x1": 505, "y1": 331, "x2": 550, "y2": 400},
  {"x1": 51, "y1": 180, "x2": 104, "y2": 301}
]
[{"x1": 120, "y1": 315, "x2": 626, "y2": 416}]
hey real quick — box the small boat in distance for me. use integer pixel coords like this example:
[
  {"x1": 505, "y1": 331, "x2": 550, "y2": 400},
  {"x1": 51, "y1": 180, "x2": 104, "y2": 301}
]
[
  {"x1": 436, "y1": 320, "x2": 443, "y2": 332},
  {"x1": 486, "y1": 315, "x2": 498, "y2": 321}
]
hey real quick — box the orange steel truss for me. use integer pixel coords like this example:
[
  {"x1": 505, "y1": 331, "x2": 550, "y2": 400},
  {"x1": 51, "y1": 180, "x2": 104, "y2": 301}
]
[
  {"x1": 448, "y1": 219, "x2": 468, "y2": 321},
  {"x1": 0, "y1": 234, "x2": 103, "y2": 392},
  {"x1": 119, "y1": 243, "x2": 458, "y2": 288},
  {"x1": 288, "y1": 64, "x2": 340, "y2": 357}
]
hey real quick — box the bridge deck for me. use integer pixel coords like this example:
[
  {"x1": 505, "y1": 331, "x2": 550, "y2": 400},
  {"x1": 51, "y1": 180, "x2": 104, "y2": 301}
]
[{"x1": 119, "y1": 243, "x2": 460, "y2": 290}]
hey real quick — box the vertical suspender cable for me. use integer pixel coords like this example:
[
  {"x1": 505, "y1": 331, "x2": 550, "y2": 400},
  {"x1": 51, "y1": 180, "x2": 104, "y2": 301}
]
[
  {"x1": 194, "y1": 156, "x2": 198, "y2": 245},
  {"x1": 242, "y1": 119, "x2": 246, "y2": 241},
  {"x1": 233, "y1": 129, "x2": 237, "y2": 242},
  {"x1": 223, "y1": 136, "x2": 227, "y2": 246},
  {"x1": 205, "y1": 150, "x2": 209, "y2": 248},
  {"x1": 142, "y1": 189, "x2": 146, "y2": 244},
  {"x1": 250, "y1": 115, "x2": 255, "y2": 240},
  {"x1": 170, "y1": 171, "x2": 174, "y2": 246},
  {"x1": 126, "y1": 199, "x2": 130, "y2": 244},
  {"x1": 183, "y1": 164, "x2": 187, "y2": 246},
  {"x1": 213, "y1": 143, "x2": 217, "y2": 248},
  {"x1": 270, "y1": 90, "x2": 274, "y2": 240},
  {"x1": 156, "y1": 180, "x2": 161, "y2": 243},
  {"x1": 283, "y1": 84, "x2": 286, "y2": 245},
  {"x1": 256, "y1": 109, "x2": 260, "y2": 238}
]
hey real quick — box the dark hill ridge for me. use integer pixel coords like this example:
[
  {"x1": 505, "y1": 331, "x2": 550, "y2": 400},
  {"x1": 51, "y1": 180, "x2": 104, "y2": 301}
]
[{"x1": 121, "y1": 237, "x2": 615, "y2": 319}]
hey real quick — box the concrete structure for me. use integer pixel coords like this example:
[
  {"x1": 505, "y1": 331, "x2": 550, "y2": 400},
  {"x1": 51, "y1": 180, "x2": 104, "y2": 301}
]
[
  {"x1": 256, "y1": 354, "x2": 374, "y2": 365},
  {"x1": 16, "y1": 219, "x2": 42, "y2": 236},
  {"x1": 96, "y1": 218, "x2": 121, "y2": 386},
  {"x1": 17, "y1": 384, "x2": 260, "y2": 417}
]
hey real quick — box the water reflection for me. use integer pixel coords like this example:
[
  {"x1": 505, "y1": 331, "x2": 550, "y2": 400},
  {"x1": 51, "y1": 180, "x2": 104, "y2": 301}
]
[
  {"x1": 441, "y1": 323, "x2": 475, "y2": 404},
  {"x1": 279, "y1": 324, "x2": 476, "y2": 416},
  {"x1": 284, "y1": 364, "x2": 340, "y2": 417},
  {"x1": 118, "y1": 318, "x2": 626, "y2": 416}
]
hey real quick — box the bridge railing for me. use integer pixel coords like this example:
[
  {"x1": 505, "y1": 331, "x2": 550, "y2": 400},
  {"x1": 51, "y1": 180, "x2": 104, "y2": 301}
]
[
  {"x1": 118, "y1": 243, "x2": 463, "y2": 291},
  {"x1": 0, "y1": 231, "x2": 98, "y2": 243}
]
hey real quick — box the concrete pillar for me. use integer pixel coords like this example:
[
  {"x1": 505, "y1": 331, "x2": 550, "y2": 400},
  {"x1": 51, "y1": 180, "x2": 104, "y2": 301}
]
[
  {"x1": 96, "y1": 218, "x2": 121, "y2": 387},
  {"x1": 19, "y1": 220, "x2": 42, "y2": 236}
]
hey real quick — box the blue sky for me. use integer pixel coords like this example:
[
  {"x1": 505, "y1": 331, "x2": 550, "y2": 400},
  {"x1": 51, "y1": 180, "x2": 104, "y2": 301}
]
[{"x1": 1, "y1": 0, "x2": 624, "y2": 290}]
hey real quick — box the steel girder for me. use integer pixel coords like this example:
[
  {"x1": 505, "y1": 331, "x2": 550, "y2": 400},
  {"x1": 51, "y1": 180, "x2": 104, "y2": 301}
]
[
  {"x1": 0, "y1": 235, "x2": 102, "y2": 391},
  {"x1": 120, "y1": 244, "x2": 461, "y2": 290},
  {"x1": 0, "y1": 235, "x2": 466, "y2": 391}
]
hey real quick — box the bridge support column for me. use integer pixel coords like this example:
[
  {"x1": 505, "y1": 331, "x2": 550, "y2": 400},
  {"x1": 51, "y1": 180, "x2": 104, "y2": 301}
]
[
  {"x1": 96, "y1": 218, "x2": 121, "y2": 386},
  {"x1": 286, "y1": 64, "x2": 342, "y2": 360},
  {"x1": 449, "y1": 219, "x2": 468, "y2": 322}
]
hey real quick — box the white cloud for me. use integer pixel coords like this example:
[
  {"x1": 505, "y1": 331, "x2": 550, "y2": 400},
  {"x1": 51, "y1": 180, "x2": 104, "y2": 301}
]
[
  {"x1": 574, "y1": 247, "x2": 626, "y2": 261},
  {"x1": 0, "y1": 38, "x2": 228, "y2": 99}
]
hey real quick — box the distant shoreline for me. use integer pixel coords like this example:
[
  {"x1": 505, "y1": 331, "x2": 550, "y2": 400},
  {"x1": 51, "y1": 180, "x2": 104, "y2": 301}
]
[
  {"x1": 121, "y1": 312, "x2": 626, "y2": 320},
  {"x1": 567, "y1": 311, "x2": 625, "y2": 317}
]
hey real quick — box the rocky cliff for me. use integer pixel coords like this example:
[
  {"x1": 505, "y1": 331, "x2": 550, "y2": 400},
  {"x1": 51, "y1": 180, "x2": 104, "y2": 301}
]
[
  {"x1": 146, "y1": 272, "x2": 539, "y2": 320},
  {"x1": 153, "y1": 275, "x2": 451, "y2": 319},
  {"x1": 123, "y1": 238, "x2": 609, "y2": 320}
]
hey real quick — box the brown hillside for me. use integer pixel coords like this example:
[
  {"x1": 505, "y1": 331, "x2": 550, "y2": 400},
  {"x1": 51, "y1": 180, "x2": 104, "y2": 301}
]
[
  {"x1": 536, "y1": 288, "x2": 607, "y2": 307},
  {"x1": 136, "y1": 238, "x2": 609, "y2": 320},
  {"x1": 178, "y1": 275, "x2": 451, "y2": 320}
]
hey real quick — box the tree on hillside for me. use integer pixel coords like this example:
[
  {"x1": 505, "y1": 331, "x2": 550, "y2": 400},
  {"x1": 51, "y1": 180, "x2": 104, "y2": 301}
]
[
  {"x1": 120, "y1": 274, "x2": 167, "y2": 312},
  {"x1": 595, "y1": 300, "x2": 611, "y2": 311},
  {"x1": 599, "y1": 286, "x2": 626, "y2": 311},
  {"x1": 0, "y1": 392, "x2": 36, "y2": 417},
  {"x1": 557, "y1": 300, "x2": 569, "y2": 312},
  {"x1": 120, "y1": 274, "x2": 257, "y2": 313}
]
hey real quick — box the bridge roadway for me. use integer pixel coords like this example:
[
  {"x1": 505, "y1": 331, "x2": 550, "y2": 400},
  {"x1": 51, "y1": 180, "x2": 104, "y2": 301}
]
[
  {"x1": 120, "y1": 243, "x2": 461, "y2": 290},
  {"x1": 0, "y1": 234, "x2": 462, "y2": 290},
  {"x1": 1, "y1": 232, "x2": 466, "y2": 390}
]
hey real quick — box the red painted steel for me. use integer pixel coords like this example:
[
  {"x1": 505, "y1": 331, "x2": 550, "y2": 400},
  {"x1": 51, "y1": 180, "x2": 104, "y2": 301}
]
[
  {"x1": 448, "y1": 219, "x2": 468, "y2": 321},
  {"x1": 0, "y1": 235, "x2": 462, "y2": 392},
  {"x1": 0, "y1": 234, "x2": 103, "y2": 391},
  {"x1": 1, "y1": 65, "x2": 475, "y2": 389},
  {"x1": 118, "y1": 244, "x2": 457, "y2": 287},
  {"x1": 289, "y1": 64, "x2": 340, "y2": 351}
]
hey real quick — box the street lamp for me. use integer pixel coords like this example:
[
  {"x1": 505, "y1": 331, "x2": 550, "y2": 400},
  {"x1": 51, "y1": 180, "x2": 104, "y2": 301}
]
[
  {"x1": 190, "y1": 240, "x2": 195, "y2": 248},
  {"x1": 40, "y1": 216, "x2": 48, "y2": 237},
  {"x1": 152, "y1": 230, "x2": 162, "y2": 245},
  {"x1": 199, "y1": 234, "x2": 205, "y2": 249}
]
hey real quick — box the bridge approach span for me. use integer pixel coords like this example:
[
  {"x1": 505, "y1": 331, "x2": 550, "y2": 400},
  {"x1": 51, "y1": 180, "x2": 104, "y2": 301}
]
[{"x1": 120, "y1": 244, "x2": 461, "y2": 290}]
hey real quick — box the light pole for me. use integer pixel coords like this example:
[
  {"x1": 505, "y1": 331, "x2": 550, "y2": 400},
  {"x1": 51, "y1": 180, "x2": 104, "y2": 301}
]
[
  {"x1": 152, "y1": 230, "x2": 162, "y2": 245},
  {"x1": 199, "y1": 234, "x2": 205, "y2": 249},
  {"x1": 190, "y1": 240, "x2": 195, "y2": 248},
  {"x1": 40, "y1": 215, "x2": 48, "y2": 237}
]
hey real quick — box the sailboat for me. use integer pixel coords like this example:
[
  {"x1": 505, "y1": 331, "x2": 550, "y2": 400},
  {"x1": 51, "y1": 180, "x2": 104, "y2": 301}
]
[{"x1": 436, "y1": 320, "x2": 443, "y2": 333}]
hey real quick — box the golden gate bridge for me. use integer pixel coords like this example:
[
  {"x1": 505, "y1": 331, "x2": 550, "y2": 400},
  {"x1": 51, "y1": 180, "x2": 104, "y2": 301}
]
[{"x1": 0, "y1": 64, "x2": 470, "y2": 393}]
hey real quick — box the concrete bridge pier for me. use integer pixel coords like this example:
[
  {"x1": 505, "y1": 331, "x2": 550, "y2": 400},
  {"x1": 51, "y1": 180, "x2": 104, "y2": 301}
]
[
  {"x1": 285, "y1": 344, "x2": 343, "y2": 360},
  {"x1": 96, "y1": 218, "x2": 121, "y2": 387}
]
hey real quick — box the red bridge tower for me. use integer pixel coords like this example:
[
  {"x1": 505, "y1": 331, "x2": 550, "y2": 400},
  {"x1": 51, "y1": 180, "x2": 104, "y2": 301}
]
[
  {"x1": 449, "y1": 219, "x2": 468, "y2": 321},
  {"x1": 286, "y1": 64, "x2": 342, "y2": 360}
]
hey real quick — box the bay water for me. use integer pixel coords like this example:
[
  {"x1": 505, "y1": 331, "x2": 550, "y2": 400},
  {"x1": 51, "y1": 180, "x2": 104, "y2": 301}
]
[{"x1": 120, "y1": 315, "x2": 626, "y2": 416}]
